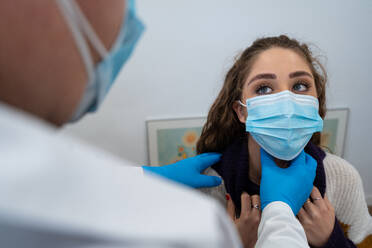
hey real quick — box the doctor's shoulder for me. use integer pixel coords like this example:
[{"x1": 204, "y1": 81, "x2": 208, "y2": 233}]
[{"x1": 0, "y1": 104, "x2": 242, "y2": 248}]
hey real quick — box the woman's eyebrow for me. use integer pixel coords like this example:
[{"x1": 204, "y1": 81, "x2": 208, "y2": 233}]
[
  {"x1": 248, "y1": 73, "x2": 276, "y2": 85},
  {"x1": 289, "y1": 71, "x2": 313, "y2": 79}
]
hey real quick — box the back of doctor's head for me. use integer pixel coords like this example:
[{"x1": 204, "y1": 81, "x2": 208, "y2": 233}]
[
  {"x1": 197, "y1": 35, "x2": 327, "y2": 154},
  {"x1": 0, "y1": 0, "x2": 125, "y2": 126}
]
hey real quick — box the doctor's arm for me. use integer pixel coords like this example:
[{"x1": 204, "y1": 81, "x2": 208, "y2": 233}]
[
  {"x1": 256, "y1": 201, "x2": 309, "y2": 248},
  {"x1": 256, "y1": 149, "x2": 318, "y2": 248}
]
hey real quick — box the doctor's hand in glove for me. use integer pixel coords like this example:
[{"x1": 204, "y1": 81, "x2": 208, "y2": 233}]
[
  {"x1": 142, "y1": 153, "x2": 222, "y2": 188},
  {"x1": 260, "y1": 148, "x2": 317, "y2": 215},
  {"x1": 298, "y1": 186, "x2": 335, "y2": 247},
  {"x1": 226, "y1": 193, "x2": 261, "y2": 248}
]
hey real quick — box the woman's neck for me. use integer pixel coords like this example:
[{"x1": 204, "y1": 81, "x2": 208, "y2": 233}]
[
  {"x1": 247, "y1": 135, "x2": 290, "y2": 185},
  {"x1": 248, "y1": 135, "x2": 261, "y2": 185}
]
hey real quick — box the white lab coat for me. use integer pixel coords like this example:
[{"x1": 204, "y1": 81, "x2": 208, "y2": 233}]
[
  {"x1": 257, "y1": 202, "x2": 310, "y2": 248},
  {"x1": 0, "y1": 103, "x2": 308, "y2": 248}
]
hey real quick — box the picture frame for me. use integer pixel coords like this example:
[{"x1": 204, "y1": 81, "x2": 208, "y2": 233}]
[
  {"x1": 320, "y1": 108, "x2": 349, "y2": 157},
  {"x1": 147, "y1": 117, "x2": 206, "y2": 166},
  {"x1": 147, "y1": 108, "x2": 349, "y2": 165}
]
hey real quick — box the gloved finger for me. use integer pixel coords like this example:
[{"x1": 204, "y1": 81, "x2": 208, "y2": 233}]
[
  {"x1": 305, "y1": 152, "x2": 317, "y2": 172},
  {"x1": 195, "y1": 153, "x2": 222, "y2": 171},
  {"x1": 195, "y1": 174, "x2": 222, "y2": 188},
  {"x1": 260, "y1": 148, "x2": 277, "y2": 169},
  {"x1": 310, "y1": 187, "x2": 327, "y2": 211},
  {"x1": 240, "y1": 192, "x2": 251, "y2": 217},
  {"x1": 290, "y1": 149, "x2": 306, "y2": 168},
  {"x1": 226, "y1": 194, "x2": 236, "y2": 221}
]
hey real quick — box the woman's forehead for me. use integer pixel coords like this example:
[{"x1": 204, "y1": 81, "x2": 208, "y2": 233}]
[{"x1": 248, "y1": 47, "x2": 312, "y2": 76}]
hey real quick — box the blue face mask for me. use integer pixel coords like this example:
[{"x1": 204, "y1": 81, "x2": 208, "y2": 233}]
[
  {"x1": 239, "y1": 90, "x2": 323, "y2": 161},
  {"x1": 57, "y1": 0, "x2": 145, "y2": 122}
]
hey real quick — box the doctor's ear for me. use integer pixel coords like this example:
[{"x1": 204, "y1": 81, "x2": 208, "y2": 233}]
[{"x1": 232, "y1": 101, "x2": 247, "y2": 124}]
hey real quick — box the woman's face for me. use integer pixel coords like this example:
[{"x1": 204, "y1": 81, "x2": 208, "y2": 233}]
[
  {"x1": 233, "y1": 47, "x2": 318, "y2": 174},
  {"x1": 242, "y1": 47, "x2": 317, "y2": 101}
]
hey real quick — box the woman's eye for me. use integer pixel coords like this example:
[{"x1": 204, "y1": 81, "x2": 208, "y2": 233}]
[
  {"x1": 256, "y1": 85, "x2": 273, "y2": 95},
  {"x1": 293, "y1": 82, "x2": 309, "y2": 92}
]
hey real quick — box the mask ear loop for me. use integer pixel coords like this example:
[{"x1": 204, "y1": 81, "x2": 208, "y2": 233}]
[
  {"x1": 56, "y1": 0, "x2": 95, "y2": 83},
  {"x1": 67, "y1": 0, "x2": 109, "y2": 59},
  {"x1": 56, "y1": 0, "x2": 111, "y2": 76},
  {"x1": 237, "y1": 100, "x2": 247, "y2": 108},
  {"x1": 56, "y1": 0, "x2": 108, "y2": 121},
  {"x1": 236, "y1": 100, "x2": 248, "y2": 123}
]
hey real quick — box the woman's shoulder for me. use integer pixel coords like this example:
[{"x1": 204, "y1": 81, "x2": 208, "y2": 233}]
[
  {"x1": 323, "y1": 152, "x2": 372, "y2": 243},
  {"x1": 322, "y1": 152, "x2": 362, "y2": 198},
  {"x1": 198, "y1": 167, "x2": 227, "y2": 207},
  {"x1": 321, "y1": 152, "x2": 363, "y2": 200},
  {"x1": 323, "y1": 152, "x2": 361, "y2": 181}
]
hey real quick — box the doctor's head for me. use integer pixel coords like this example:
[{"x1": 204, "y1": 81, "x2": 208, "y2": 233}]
[
  {"x1": 0, "y1": 0, "x2": 142, "y2": 126},
  {"x1": 197, "y1": 35, "x2": 327, "y2": 158}
]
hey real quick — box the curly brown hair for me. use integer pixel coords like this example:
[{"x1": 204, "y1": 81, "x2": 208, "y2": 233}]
[{"x1": 197, "y1": 35, "x2": 327, "y2": 154}]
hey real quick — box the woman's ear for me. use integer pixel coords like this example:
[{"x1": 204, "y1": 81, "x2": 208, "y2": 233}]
[{"x1": 232, "y1": 101, "x2": 247, "y2": 124}]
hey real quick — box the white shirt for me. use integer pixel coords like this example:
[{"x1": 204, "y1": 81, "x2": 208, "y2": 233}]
[{"x1": 0, "y1": 103, "x2": 308, "y2": 248}]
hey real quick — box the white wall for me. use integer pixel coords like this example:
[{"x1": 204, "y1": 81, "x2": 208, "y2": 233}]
[{"x1": 62, "y1": 0, "x2": 372, "y2": 197}]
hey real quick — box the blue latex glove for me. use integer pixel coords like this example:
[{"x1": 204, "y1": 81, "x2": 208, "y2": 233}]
[
  {"x1": 260, "y1": 148, "x2": 317, "y2": 215},
  {"x1": 142, "y1": 153, "x2": 222, "y2": 188}
]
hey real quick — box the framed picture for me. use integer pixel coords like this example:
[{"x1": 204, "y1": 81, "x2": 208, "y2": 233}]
[
  {"x1": 147, "y1": 117, "x2": 206, "y2": 166},
  {"x1": 147, "y1": 108, "x2": 349, "y2": 165},
  {"x1": 320, "y1": 108, "x2": 349, "y2": 157}
]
